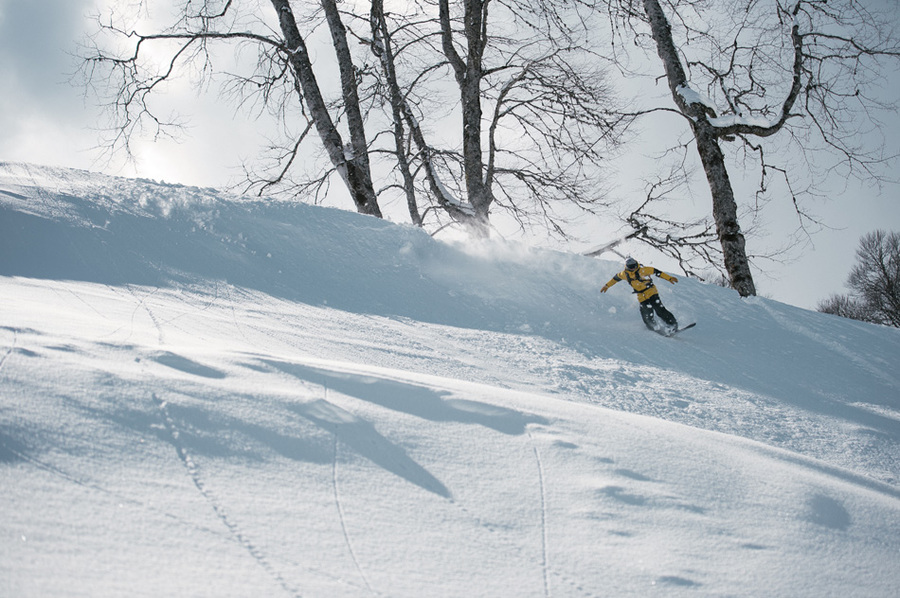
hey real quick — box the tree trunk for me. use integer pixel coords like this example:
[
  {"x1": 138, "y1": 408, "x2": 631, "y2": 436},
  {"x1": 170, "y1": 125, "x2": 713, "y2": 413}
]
[
  {"x1": 641, "y1": 0, "x2": 756, "y2": 296},
  {"x1": 439, "y1": 0, "x2": 492, "y2": 236},
  {"x1": 370, "y1": 0, "x2": 422, "y2": 226},
  {"x1": 690, "y1": 119, "x2": 757, "y2": 297},
  {"x1": 320, "y1": 0, "x2": 381, "y2": 217},
  {"x1": 270, "y1": 0, "x2": 381, "y2": 217}
]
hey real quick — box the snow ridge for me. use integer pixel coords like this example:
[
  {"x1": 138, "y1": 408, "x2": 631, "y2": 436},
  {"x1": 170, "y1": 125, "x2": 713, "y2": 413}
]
[{"x1": 2, "y1": 163, "x2": 899, "y2": 597}]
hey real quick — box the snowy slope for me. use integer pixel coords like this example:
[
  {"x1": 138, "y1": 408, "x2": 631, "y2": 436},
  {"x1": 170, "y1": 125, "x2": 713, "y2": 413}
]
[{"x1": 1, "y1": 162, "x2": 899, "y2": 597}]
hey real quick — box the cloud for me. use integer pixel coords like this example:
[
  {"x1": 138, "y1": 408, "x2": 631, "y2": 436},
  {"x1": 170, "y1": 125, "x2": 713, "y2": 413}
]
[
  {"x1": 0, "y1": 0, "x2": 99, "y2": 166},
  {"x1": 0, "y1": 0, "x2": 93, "y2": 101}
]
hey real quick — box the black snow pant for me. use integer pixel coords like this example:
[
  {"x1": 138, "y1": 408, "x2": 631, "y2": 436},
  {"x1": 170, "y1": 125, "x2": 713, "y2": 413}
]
[{"x1": 639, "y1": 294, "x2": 678, "y2": 332}]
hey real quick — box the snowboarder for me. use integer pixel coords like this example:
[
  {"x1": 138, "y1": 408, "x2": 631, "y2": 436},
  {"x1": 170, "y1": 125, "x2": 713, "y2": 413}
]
[{"x1": 601, "y1": 257, "x2": 680, "y2": 334}]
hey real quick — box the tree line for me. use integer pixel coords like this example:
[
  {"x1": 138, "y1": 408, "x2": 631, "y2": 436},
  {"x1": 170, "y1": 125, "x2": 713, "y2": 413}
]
[
  {"x1": 818, "y1": 230, "x2": 900, "y2": 328},
  {"x1": 79, "y1": 0, "x2": 900, "y2": 297}
]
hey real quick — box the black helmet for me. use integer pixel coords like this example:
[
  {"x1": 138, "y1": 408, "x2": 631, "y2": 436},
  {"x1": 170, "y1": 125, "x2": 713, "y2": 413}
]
[{"x1": 625, "y1": 257, "x2": 639, "y2": 270}]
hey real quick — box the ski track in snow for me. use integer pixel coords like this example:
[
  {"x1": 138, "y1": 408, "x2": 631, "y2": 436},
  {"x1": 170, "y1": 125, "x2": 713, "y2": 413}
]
[
  {"x1": 219, "y1": 283, "x2": 254, "y2": 344},
  {"x1": 153, "y1": 392, "x2": 303, "y2": 598},
  {"x1": 126, "y1": 285, "x2": 165, "y2": 346},
  {"x1": 329, "y1": 414, "x2": 378, "y2": 596},
  {"x1": 298, "y1": 361, "x2": 602, "y2": 598},
  {"x1": 0, "y1": 432, "x2": 238, "y2": 546},
  {"x1": 141, "y1": 298, "x2": 382, "y2": 598},
  {"x1": 527, "y1": 426, "x2": 551, "y2": 598},
  {"x1": 0, "y1": 326, "x2": 17, "y2": 375}
]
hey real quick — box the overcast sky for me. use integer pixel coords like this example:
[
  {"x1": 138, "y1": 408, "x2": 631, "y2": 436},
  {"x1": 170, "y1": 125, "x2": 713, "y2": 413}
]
[{"x1": 1, "y1": 0, "x2": 898, "y2": 311}]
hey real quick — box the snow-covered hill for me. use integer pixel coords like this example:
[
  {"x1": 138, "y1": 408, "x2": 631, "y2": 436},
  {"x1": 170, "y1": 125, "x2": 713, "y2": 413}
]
[{"x1": 2, "y1": 162, "x2": 899, "y2": 597}]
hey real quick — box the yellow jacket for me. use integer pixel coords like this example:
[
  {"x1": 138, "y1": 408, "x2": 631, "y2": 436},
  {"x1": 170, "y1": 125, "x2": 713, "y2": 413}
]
[{"x1": 601, "y1": 265, "x2": 677, "y2": 303}]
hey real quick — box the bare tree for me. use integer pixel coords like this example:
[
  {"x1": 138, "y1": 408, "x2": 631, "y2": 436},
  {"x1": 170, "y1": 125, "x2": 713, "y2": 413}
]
[
  {"x1": 379, "y1": 0, "x2": 626, "y2": 237},
  {"x1": 846, "y1": 230, "x2": 900, "y2": 327},
  {"x1": 818, "y1": 231, "x2": 900, "y2": 327},
  {"x1": 80, "y1": 0, "x2": 625, "y2": 242},
  {"x1": 817, "y1": 293, "x2": 873, "y2": 323},
  {"x1": 602, "y1": 0, "x2": 900, "y2": 296},
  {"x1": 80, "y1": 0, "x2": 381, "y2": 217},
  {"x1": 313, "y1": 0, "x2": 381, "y2": 216},
  {"x1": 367, "y1": 0, "x2": 479, "y2": 228},
  {"x1": 368, "y1": 0, "x2": 424, "y2": 227},
  {"x1": 301, "y1": 0, "x2": 627, "y2": 237}
]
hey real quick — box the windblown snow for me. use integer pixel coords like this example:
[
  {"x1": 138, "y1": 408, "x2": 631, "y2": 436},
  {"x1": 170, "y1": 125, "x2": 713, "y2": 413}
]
[{"x1": 1, "y1": 162, "x2": 899, "y2": 597}]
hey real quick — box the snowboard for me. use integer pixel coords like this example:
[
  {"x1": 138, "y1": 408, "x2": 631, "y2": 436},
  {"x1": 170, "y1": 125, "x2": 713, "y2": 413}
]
[
  {"x1": 667, "y1": 322, "x2": 696, "y2": 336},
  {"x1": 654, "y1": 322, "x2": 696, "y2": 337}
]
